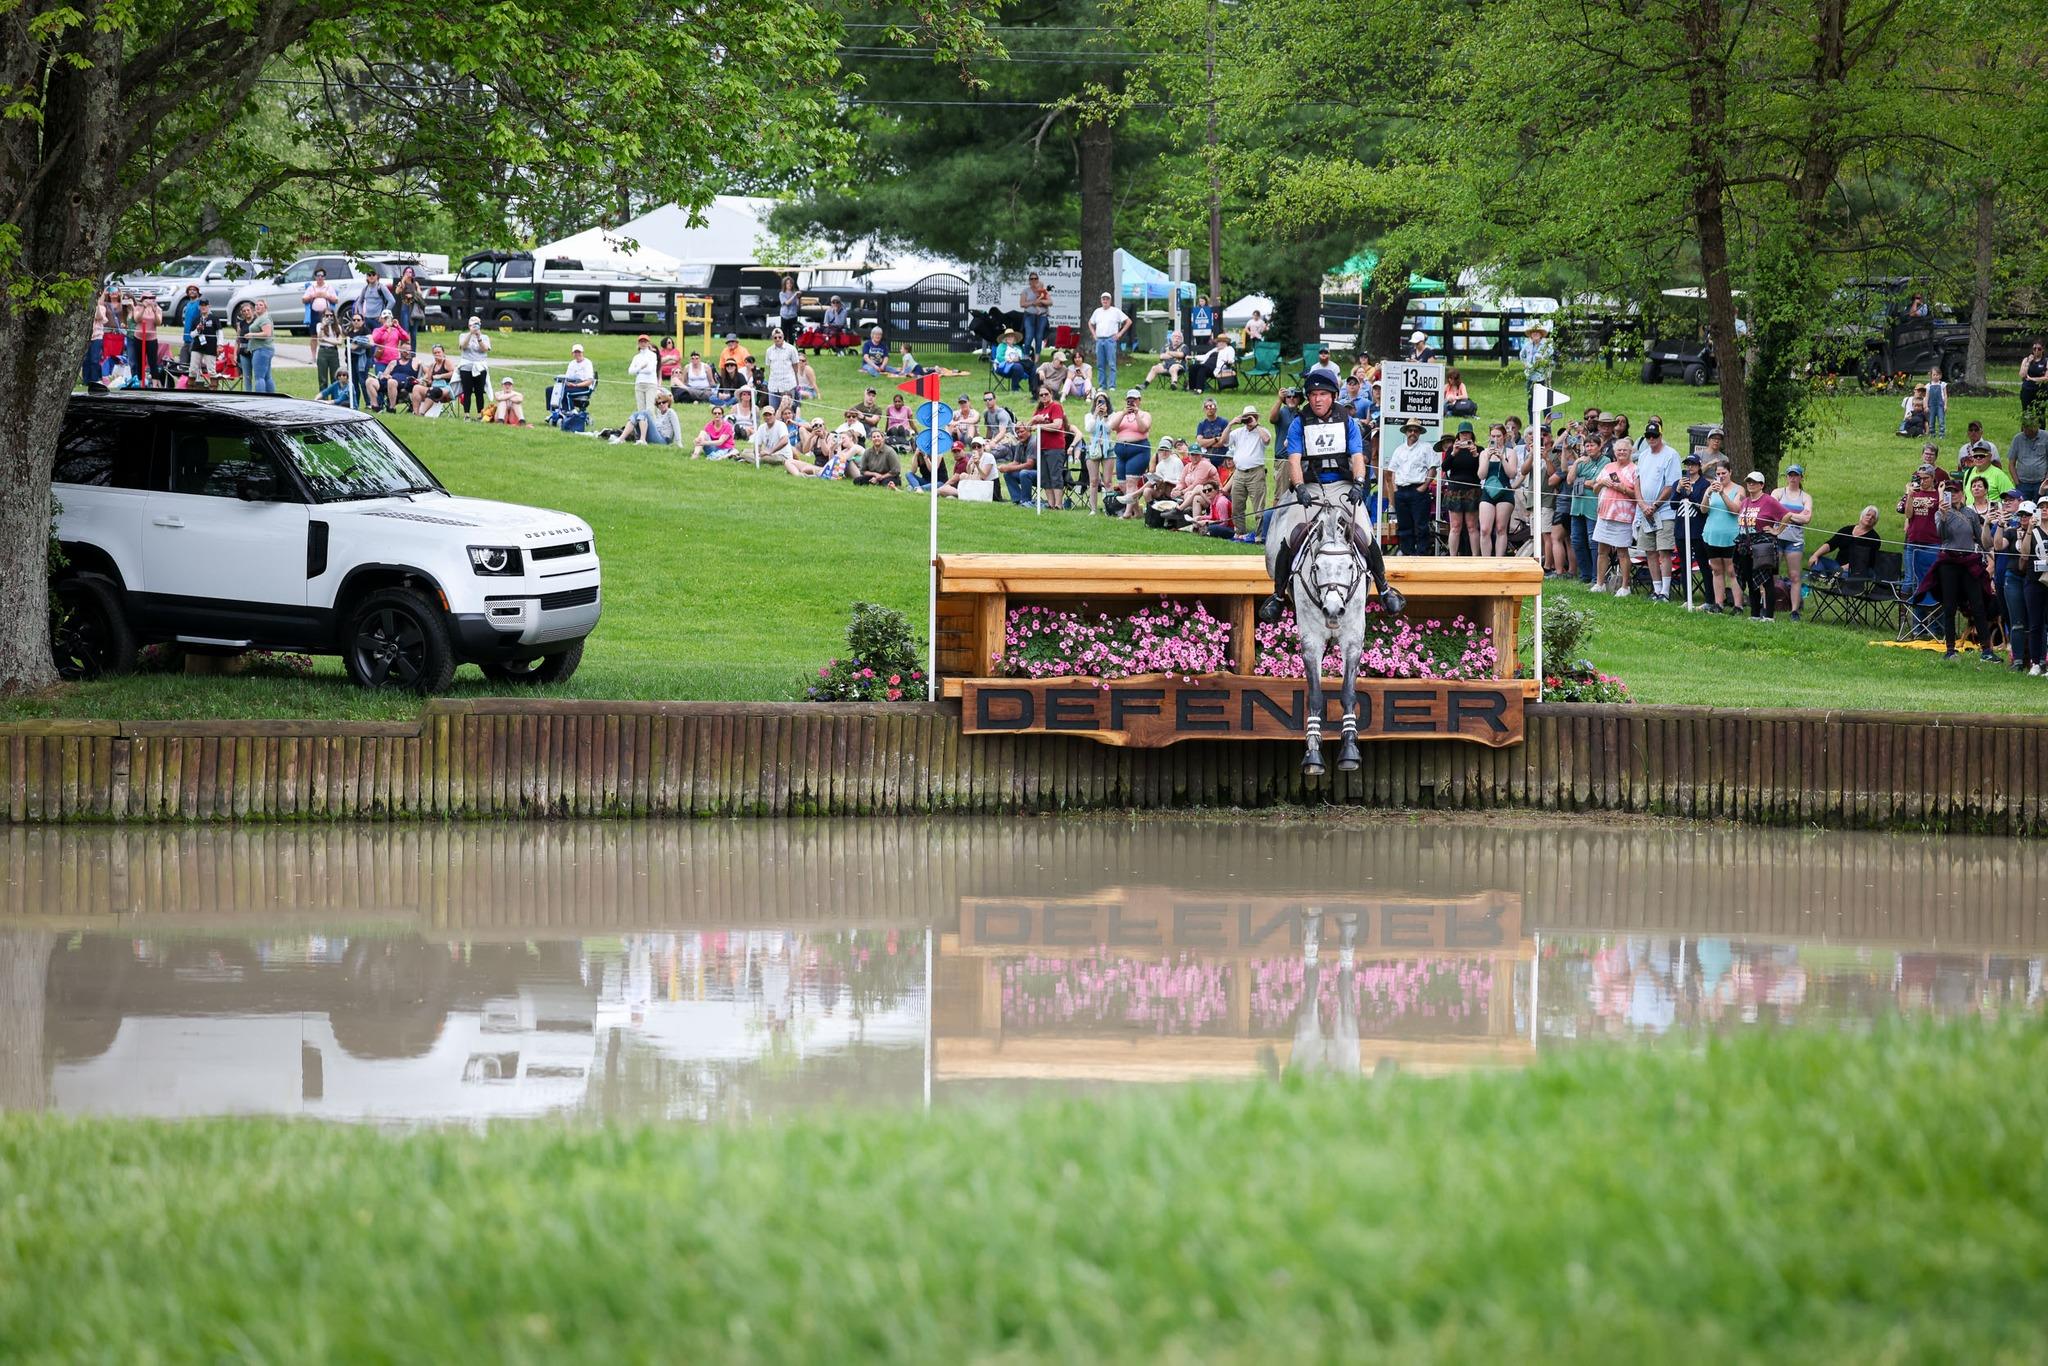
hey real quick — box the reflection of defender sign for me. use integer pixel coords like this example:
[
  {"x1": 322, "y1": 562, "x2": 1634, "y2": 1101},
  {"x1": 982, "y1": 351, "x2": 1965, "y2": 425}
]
[{"x1": 960, "y1": 675, "x2": 1524, "y2": 747}]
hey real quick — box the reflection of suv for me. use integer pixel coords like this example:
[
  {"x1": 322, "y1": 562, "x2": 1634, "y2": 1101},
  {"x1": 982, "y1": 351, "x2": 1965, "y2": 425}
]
[{"x1": 49, "y1": 391, "x2": 601, "y2": 691}]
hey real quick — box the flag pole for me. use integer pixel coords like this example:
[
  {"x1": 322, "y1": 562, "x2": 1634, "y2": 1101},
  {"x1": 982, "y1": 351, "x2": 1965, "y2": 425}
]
[{"x1": 927, "y1": 395, "x2": 940, "y2": 702}]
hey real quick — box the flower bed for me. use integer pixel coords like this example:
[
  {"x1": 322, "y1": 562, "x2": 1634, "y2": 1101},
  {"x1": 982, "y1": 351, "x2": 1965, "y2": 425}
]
[
  {"x1": 1253, "y1": 608, "x2": 1499, "y2": 681},
  {"x1": 1249, "y1": 956, "x2": 1495, "y2": 1033},
  {"x1": 992, "y1": 601, "x2": 1234, "y2": 681},
  {"x1": 988, "y1": 599, "x2": 1502, "y2": 683},
  {"x1": 999, "y1": 953, "x2": 1233, "y2": 1035}
]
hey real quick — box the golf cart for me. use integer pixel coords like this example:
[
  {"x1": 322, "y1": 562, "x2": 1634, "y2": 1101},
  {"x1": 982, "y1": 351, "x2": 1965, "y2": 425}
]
[{"x1": 1640, "y1": 287, "x2": 1740, "y2": 387}]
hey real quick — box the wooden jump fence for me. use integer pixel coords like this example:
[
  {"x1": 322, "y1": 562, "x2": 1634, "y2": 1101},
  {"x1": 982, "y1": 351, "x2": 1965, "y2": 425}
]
[{"x1": 2, "y1": 700, "x2": 2044, "y2": 832}]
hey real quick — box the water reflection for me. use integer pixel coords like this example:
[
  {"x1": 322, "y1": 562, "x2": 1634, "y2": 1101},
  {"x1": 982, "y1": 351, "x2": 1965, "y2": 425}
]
[{"x1": 3, "y1": 819, "x2": 2046, "y2": 1121}]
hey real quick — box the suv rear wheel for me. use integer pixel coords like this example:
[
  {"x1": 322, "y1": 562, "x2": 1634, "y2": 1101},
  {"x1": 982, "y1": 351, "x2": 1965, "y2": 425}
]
[
  {"x1": 480, "y1": 639, "x2": 584, "y2": 687},
  {"x1": 50, "y1": 574, "x2": 137, "y2": 681},
  {"x1": 343, "y1": 586, "x2": 456, "y2": 692}
]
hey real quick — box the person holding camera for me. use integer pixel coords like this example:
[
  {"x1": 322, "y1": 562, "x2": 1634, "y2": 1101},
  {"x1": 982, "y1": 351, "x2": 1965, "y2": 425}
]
[
  {"x1": 1992, "y1": 493, "x2": 2044, "y2": 673},
  {"x1": 1226, "y1": 405, "x2": 1272, "y2": 537},
  {"x1": 1734, "y1": 471, "x2": 1788, "y2": 620},
  {"x1": 1921, "y1": 480, "x2": 1999, "y2": 662}
]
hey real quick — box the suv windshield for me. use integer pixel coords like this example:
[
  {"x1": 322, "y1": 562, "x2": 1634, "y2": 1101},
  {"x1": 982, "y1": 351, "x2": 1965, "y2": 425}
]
[
  {"x1": 156, "y1": 258, "x2": 211, "y2": 278},
  {"x1": 276, "y1": 421, "x2": 445, "y2": 503}
]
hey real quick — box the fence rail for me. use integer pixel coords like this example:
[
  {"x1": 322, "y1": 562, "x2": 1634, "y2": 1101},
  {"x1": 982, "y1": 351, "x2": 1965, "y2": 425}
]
[{"x1": 2, "y1": 701, "x2": 2043, "y2": 833}]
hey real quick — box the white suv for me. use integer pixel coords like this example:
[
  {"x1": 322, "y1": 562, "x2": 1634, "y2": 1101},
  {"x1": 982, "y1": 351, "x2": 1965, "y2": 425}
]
[{"x1": 50, "y1": 391, "x2": 601, "y2": 691}]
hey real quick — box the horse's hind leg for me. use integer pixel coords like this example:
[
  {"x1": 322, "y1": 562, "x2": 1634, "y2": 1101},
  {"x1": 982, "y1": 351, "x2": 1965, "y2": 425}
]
[{"x1": 1336, "y1": 640, "x2": 1361, "y2": 772}]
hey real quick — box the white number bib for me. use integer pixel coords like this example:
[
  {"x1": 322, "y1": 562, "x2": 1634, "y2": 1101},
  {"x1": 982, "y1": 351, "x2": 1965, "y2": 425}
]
[{"x1": 1302, "y1": 421, "x2": 1346, "y2": 457}]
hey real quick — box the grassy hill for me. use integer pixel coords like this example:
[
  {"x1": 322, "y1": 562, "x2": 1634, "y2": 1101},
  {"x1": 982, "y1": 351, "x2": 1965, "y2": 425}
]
[{"x1": 12, "y1": 334, "x2": 2043, "y2": 720}]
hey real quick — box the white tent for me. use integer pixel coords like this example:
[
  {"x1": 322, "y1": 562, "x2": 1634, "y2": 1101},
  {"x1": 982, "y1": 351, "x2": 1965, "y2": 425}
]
[
  {"x1": 1221, "y1": 293, "x2": 1276, "y2": 328},
  {"x1": 611, "y1": 197, "x2": 789, "y2": 264},
  {"x1": 527, "y1": 225, "x2": 683, "y2": 276}
]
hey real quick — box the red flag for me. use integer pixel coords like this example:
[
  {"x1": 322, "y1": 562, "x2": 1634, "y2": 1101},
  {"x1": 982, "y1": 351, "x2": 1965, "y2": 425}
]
[{"x1": 897, "y1": 373, "x2": 943, "y2": 402}]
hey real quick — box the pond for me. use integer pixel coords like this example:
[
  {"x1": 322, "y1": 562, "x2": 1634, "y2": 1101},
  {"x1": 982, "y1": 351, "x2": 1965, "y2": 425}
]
[{"x1": 2, "y1": 818, "x2": 2042, "y2": 1124}]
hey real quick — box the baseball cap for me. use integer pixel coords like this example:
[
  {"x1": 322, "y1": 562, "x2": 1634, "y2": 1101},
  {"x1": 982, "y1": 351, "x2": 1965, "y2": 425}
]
[
  {"x1": 1643, "y1": 422, "x2": 1662, "y2": 437},
  {"x1": 1916, "y1": 462, "x2": 1938, "y2": 476},
  {"x1": 1786, "y1": 463, "x2": 1804, "y2": 475},
  {"x1": 1682, "y1": 454, "x2": 1702, "y2": 466},
  {"x1": 724, "y1": 332, "x2": 738, "y2": 341},
  {"x1": 1744, "y1": 470, "x2": 1765, "y2": 482},
  {"x1": 1125, "y1": 388, "x2": 1142, "y2": 399},
  {"x1": 1706, "y1": 425, "x2": 1724, "y2": 437},
  {"x1": 2000, "y1": 487, "x2": 2022, "y2": 500},
  {"x1": 571, "y1": 343, "x2": 584, "y2": 353},
  {"x1": 1409, "y1": 330, "x2": 1426, "y2": 344},
  {"x1": 2023, "y1": 501, "x2": 2039, "y2": 514}
]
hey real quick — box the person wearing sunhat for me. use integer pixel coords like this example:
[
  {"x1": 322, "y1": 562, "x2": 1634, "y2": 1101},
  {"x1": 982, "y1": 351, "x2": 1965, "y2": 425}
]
[
  {"x1": 1385, "y1": 416, "x2": 1439, "y2": 557},
  {"x1": 991, "y1": 326, "x2": 1032, "y2": 391},
  {"x1": 1258, "y1": 371, "x2": 1404, "y2": 623},
  {"x1": 1520, "y1": 320, "x2": 1555, "y2": 408}
]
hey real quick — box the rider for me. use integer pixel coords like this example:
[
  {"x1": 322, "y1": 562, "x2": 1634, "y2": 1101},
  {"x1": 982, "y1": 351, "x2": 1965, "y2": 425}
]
[{"x1": 1258, "y1": 371, "x2": 1404, "y2": 623}]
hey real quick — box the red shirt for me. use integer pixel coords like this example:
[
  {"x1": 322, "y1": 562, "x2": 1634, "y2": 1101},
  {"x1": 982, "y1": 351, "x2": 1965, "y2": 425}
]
[
  {"x1": 1899, "y1": 483, "x2": 1940, "y2": 544},
  {"x1": 1739, "y1": 492, "x2": 1788, "y2": 534},
  {"x1": 1032, "y1": 400, "x2": 1068, "y2": 452}
]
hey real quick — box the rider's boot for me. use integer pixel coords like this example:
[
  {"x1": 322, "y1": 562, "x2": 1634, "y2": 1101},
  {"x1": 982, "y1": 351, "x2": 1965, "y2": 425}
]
[
  {"x1": 1259, "y1": 540, "x2": 1297, "y2": 624},
  {"x1": 1353, "y1": 532, "x2": 1406, "y2": 615}
]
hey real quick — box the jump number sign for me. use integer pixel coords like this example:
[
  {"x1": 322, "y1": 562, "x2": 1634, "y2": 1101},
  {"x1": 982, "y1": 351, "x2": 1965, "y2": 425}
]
[{"x1": 1389, "y1": 363, "x2": 1445, "y2": 419}]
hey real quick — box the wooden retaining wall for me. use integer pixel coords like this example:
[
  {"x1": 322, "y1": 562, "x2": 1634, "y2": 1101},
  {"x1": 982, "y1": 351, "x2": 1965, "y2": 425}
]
[{"x1": 2, "y1": 701, "x2": 2045, "y2": 832}]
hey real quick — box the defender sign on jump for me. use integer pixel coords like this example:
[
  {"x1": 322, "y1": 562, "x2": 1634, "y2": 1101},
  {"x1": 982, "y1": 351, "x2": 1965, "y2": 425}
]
[{"x1": 960, "y1": 676, "x2": 1525, "y2": 748}]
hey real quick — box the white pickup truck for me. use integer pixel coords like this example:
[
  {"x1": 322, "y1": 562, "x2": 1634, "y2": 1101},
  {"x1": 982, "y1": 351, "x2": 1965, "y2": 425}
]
[{"x1": 50, "y1": 391, "x2": 601, "y2": 691}]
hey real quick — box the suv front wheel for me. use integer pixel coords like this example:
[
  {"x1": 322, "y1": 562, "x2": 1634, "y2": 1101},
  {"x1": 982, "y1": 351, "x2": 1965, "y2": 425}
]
[
  {"x1": 343, "y1": 586, "x2": 456, "y2": 692},
  {"x1": 480, "y1": 639, "x2": 584, "y2": 687},
  {"x1": 50, "y1": 574, "x2": 137, "y2": 681}
]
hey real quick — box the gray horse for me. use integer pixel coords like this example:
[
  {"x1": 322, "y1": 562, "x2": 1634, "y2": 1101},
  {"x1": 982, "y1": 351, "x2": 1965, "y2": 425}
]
[{"x1": 1265, "y1": 486, "x2": 1402, "y2": 776}]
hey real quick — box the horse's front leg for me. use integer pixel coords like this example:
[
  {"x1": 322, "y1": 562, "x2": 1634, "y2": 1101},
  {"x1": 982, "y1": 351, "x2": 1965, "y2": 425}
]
[
  {"x1": 1300, "y1": 624, "x2": 1326, "y2": 779},
  {"x1": 1336, "y1": 631, "x2": 1362, "y2": 772}
]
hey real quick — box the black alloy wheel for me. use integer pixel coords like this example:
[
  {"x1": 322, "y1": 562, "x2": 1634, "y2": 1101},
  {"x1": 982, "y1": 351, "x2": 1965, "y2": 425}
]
[
  {"x1": 343, "y1": 587, "x2": 455, "y2": 692},
  {"x1": 49, "y1": 575, "x2": 136, "y2": 681}
]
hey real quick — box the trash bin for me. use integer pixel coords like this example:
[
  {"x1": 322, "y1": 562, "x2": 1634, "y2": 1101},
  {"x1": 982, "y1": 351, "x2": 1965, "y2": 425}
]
[{"x1": 1133, "y1": 311, "x2": 1172, "y2": 353}]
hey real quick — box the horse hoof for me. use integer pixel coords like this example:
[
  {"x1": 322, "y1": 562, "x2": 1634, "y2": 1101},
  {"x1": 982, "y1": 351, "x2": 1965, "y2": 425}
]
[
  {"x1": 1302, "y1": 760, "x2": 1325, "y2": 780},
  {"x1": 1337, "y1": 753, "x2": 1360, "y2": 773}
]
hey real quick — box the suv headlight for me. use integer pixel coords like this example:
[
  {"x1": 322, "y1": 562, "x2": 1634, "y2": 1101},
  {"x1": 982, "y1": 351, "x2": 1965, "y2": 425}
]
[{"x1": 468, "y1": 546, "x2": 523, "y2": 576}]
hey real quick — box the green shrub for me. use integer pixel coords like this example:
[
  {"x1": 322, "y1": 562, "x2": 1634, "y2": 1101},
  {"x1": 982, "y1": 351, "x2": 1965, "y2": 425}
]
[{"x1": 806, "y1": 601, "x2": 926, "y2": 701}]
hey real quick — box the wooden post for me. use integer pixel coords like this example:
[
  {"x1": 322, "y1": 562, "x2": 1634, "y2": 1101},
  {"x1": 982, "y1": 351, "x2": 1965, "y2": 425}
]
[{"x1": 1230, "y1": 594, "x2": 1257, "y2": 675}]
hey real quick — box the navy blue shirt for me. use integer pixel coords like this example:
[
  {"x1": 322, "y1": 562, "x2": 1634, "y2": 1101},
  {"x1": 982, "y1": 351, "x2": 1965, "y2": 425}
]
[{"x1": 1195, "y1": 415, "x2": 1227, "y2": 450}]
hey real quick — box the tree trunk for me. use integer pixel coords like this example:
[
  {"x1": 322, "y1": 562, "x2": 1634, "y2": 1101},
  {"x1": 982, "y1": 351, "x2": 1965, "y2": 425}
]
[
  {"x1": 1364, "y1": 287, "x2": 1409, "y2": 363},
  {"x1": 1293, "y1": 278, "x2": 1322, "y2": 351},
  {"x1": 1677, "y1": 0, "x2": 1749, "y2": 469},
  {"x1": 1204, "y1": 0, "x2": 1222, "y2": 301},
  {"x1": 1077, "y1": 115, "x2": 1116, "y2": 311},
  {"x1": 1, "y1": 29, "x2": 126, "y2": 696},
  {"x1": 1966, "y1": 180, "x2": 1995, "y2": 392}
]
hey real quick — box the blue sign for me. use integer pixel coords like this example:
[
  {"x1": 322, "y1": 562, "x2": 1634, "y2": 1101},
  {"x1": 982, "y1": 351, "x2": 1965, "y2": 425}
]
[
  {"x1": 915, "y1": 428, "x2": 955, "y2": 456},
  {"x1": 917, "y1": 401, "x2": 953, "y2": 430}
]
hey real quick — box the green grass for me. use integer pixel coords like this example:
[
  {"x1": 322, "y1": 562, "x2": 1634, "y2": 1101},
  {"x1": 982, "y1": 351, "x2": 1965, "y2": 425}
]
[
  {"x1": 5, "y1": 1021, "x2": 2047, "y2": 1360},
  {"x1": 11, "y1": 339, "x2": 2042, "y2": 721}
]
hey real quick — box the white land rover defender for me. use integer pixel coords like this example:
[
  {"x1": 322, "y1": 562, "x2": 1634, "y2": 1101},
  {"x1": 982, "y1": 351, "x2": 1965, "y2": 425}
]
[{"x1": 50, "y1": 391, "x2": 600, "y2": 691}]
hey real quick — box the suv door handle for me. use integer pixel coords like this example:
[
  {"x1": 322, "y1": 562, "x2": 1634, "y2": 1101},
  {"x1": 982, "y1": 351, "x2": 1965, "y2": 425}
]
[{"x1": 152, "y1": 515, "x2": 185, "y2": 529}]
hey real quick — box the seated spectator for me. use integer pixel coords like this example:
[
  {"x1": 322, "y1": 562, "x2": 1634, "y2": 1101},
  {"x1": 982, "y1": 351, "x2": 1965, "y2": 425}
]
[
  {"x1": 1169, "y1": 443, "x2": 1220, "y2": 509},
  {"x1": 1131, "y1": 438, "x2": 1188, "y2": 519},
  {"x1": 410, "y1": 344, "x2": 459, "y2": 414},
  {"x1": 560, "y1": 342, "x2": 596, "y2": 406},
  {"x1": 784, "y1": 442, "x2": 855, "y2": 480},
  {"x1": 947, "y1": 394, "x2": 981, "y2": 449},
  {"x1": 856, "y1": 387, "x2": 883, "y2": 429},
  {"x1": 835, "y1": 406, "x2": 870, "y2": 447},
  {"x1": 1305, "y1": 347, "x2": 1341, "y2": 388},
  {"x1": 657, "y1": 336, "x2": 682, "y2": 385},
  {"x1": 1062, "y1": 354, "x2": 1093, "y2": 399},
  {"x1": 853, "y1": 436, "x2": 903, "y2": 488},
  {"x1": 991, "y1": 328, "x2": 1032, "y2": 390},
  {"x1": 756, "y1": 403, "x2": 795, "y2": 464},
  {"x1": 620, "y1": 392, "x2": 681, "y2": 446},
  {"x1": 1035, "y1": 349, "x2": 1070, "y2": 394},
  {"x1": 727, "y1": 388, "x2": 759, "y2": 441},
  {"x1": 883, "y1": 393, "x2": 915, "y2": 446},
  {"x1": 997, "y1": 433, "x2": 1041, "y2": 506},
  {"x1": 982, "y1": 390, "x2": 1017, "y2": 435},
  {"x1": 819, "y1": 296, "x2": 854, "y2": 350},
  {"x1": 675, "y1": 352, "x2": 715, "y2": 403},
  {"x1": 795, "y1": 416, "x2": 832, "y2": 461},
  {"x1": 898, "y1": 344, "x2": 928, "y2": 377},
  {"x1": 489, "y1": 377, "x2": 527, "y2": 425},
  {"x1": 1444, "y1": 368, "x2": 1477, "y2": 417},
  {"x1": 692, "y1": 410, "x2": 737, "y2": 458},
  {"x1": 1899, "y1": 393, "x2": 1930, "y2": 438},
  {"x1": 1812, "y1": 507, "x2": 1884, "y2": 580},
  {"x1": 859, "y1": 327, "x2": 894, "y2": 375},
  {"x1": 938, "y1": 441, "x2": 1000, "y2": 499},
  {"x1": 1144, "y1": 331, "x2": 1188, "y2": 390},
  {"x1": 382, "y1": 347, "x2": 419, "y2": 415},
  {"x1": 1189, "y1": 335, "x2": 1238, "y2": 394}
]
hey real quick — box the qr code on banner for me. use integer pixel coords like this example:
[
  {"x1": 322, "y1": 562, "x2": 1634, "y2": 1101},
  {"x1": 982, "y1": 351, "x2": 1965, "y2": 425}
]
[{"x1": 972, "y1": 280, "x2": 1003, "y2": 308}]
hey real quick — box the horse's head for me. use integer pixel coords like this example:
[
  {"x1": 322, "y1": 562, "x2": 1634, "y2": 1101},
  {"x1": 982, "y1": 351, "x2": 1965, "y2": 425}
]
[{"x1": 1306, "y1": 507, "x2": 1362, "y2": 622}]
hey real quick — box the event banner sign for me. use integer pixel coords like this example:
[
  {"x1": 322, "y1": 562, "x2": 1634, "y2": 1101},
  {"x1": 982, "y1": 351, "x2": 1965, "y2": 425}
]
[
  {"x1": 971, "y1": 251, "x2": 1085, "y2": 327},
  {"x1": 959, "y1": 675, "x2": 1525, "y2": 748},
  {"x1": 1376, "y1": 359, "x2": 1445, "y2": 480}
]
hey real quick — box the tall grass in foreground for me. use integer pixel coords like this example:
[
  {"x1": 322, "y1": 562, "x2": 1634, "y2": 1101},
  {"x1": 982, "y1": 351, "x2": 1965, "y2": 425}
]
[{"x1": 5, "y1": 1020, "x2": 2046, "y2": 1361}]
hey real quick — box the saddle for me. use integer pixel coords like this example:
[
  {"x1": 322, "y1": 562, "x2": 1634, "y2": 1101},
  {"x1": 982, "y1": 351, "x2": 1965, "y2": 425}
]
[{"x1": 1283, "y1": 488, "x2": 1374, "y2": 558}]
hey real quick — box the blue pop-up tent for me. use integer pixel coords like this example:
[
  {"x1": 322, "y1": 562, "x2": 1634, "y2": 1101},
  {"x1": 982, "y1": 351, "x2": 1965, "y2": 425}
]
[{"x1": 1116, "y1": 249, "x2": 1195, "y2": 302}]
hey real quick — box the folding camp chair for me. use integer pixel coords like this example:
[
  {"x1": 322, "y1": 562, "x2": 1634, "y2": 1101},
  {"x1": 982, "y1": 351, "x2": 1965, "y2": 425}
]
[
  {"x1": 1295, "y1": 342, "x2": 1322, "y2": 385},
  {"x1": 1241, "y1": 341, "x2": 1283, "y2": 392},
  {"x1": 1806, "y1": 549, "x2": 1904, "y2": 633}
]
